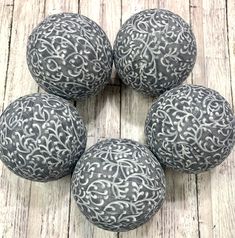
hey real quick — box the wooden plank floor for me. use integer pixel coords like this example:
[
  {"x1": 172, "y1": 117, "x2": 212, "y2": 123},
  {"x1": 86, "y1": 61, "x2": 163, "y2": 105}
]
[{"x1": 0, "y1": 0, "x2": 234, "y2": 237}]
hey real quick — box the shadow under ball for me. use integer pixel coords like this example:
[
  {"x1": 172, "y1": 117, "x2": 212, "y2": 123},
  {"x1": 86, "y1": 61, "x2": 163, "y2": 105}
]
[
  {"x1": 27, "y1": 13, "x2": 113, "y2": 100},
  {"x1": 0, "y1": 93, "x2": 87, "y2": 182},
  {"x1": 145, "y1": 84, "x2": 235, "y2": 173},
  {"x1": 113, "y1": 9, "x2": 197, "y2": 96},
  {"x1": 72, "y1": 138, "x2": 166, "y2": 232}
]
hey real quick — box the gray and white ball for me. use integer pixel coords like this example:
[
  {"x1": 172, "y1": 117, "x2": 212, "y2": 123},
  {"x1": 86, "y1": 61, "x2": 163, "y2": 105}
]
[
  {"x1": 27, "y1": 13, "x2": 113, "y2": 100},
  {"x1": 114, "y1": 9, "x2": 197, "y2": 96},
  {"x1": 72, "y1": 138, "x2": 166, "y2": 232},
  {"x1": 0, "y1": 93, "x2": 87, "y2": 182},
  {"x1": 145, "y1": 84, "x2": 235, "y2": 173}
]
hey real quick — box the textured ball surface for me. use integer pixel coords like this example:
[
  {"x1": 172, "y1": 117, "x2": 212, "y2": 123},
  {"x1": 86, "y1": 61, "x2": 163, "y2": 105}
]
[
  {"x1": 114, "y1": 9, "x2": 197, "y2": 96},
  {"x1": 145, "y1": 84, "x2": 235, "y2": 173},
  {"x1": 72, "y1": 138, "x2": 166, "y2": 232},
  {"x1": 0, "y1": 93, "x2": 87, "y2": 182},
  {"x1": 27, "y1": 13, "x2": 113, "y2": 100}
]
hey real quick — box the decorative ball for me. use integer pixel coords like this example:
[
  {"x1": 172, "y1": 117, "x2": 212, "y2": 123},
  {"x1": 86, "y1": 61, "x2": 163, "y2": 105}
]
[
  {"x1": 145, "y1": 84, "x2": 235, "y2": 173},
  {"x1": 27, "y1": 13, "x2": 113, "y2": 100},
  {"x1": 72, "y1": 138, "x2": 166, "y2": 232},
  {"x1": 0, "y1": 93, "x2": 87, "y2": 182},
  {"x1": 113, "y1": 9, "x2": 197, "y2": 96}
]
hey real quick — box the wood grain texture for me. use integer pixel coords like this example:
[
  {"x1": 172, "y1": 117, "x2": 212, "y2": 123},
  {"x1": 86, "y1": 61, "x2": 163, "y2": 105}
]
[
  {"x1": 157, "y1": 1, "x2": 198, "y2": 237},
  {"x1": 70, "y1": 86, "x2": 120, "y2": 238},
  {"x1": 228, "y1": 0, "x2": 235, "y2": 107},
  {"x1": 190, "y1": 1, "x2": 213, "y2": 237},
  {"x1": 191, "y1": 1, "x2": 235, "y2": 238},
  {"x1": 68, "y1": 1, "x2": 121, "y2": 238},
  {"x1": 0, "y1": 0, "x2": 235, "y2": 237},
  {"x1": 0, "y1": 0, "x2": 44, "y2": 237},
  {"x1": 77, "y1": 0, "x2": 121, "y2": 85},
  {"x1": 45, "y1": 0, "x2": 78, "y2": 15},
  {"x1": 120, "y1": 0, "x2": 154, "y2": 144},
  {"x1": 119, "y1": 1, "x2": 162, "y2": 238},
  {"x1": 200, "y1": 1, "x2": 234, "y2": 238},
  {"x1": 26, "y1": 1, "x2": 78, "y2": 238},
  {"x1": 0, "y1": 0, "x2": 13, "y2": 113},
  {"x1": 120, "y1": 2, "x2": 198, "y2": 238}
]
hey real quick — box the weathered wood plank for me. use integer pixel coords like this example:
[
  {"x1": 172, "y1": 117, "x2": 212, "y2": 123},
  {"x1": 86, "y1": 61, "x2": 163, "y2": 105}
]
[
  {"x1": 120, "y1": 1, "x2": 198, "y2": 238},
  {"x1": 119, "y1": 1, "x2": 158, "y2": 238},
  {"x1": 0, "y1": 12, "x2": 13, "y2": 229},
  {"x1": 4, "y1": 0, "x2": 44, "y2": 101},
  {"x1": 69, "y1": 92, "x2": 121, "y2": 238},
  {"x1": 26, "y1": 2, "x2": 79, "y2": 238},
  {"x1": 78, "y1": 0, "x2": 121, "y2": 46},
  {"x1": 196, "y1": 0, "x2": 235, "y2": 237},
  {"x1": 120, "y1": 0, "x2": 153, "y2": 143},
  {"x1": 0, "y1": 0, "x2": 13, "y2": 113},
  {"x1": 228, "y1": 0, "x2": 235, "y2": 104},
  {"x1": 26, "y1": 179, "x2": 72, "y2": 238},
  {"x1": 0, "y1": 0, "x2": 234, "y2": 237},
  {"x1": 69, "y1": 87, "x2": 120, "y2": 238},
  {"x1": 45, "y1": 0, "x2": 78, "y2": 15},
  {"x1": 192, "y1": 0, "x2": 235, "y2": 237},
  {"x1": 157, "y1": 1, "x2": 198, "y2": 237},
  {"x1": 0, "y1": 0, "x2": 44, "y2": 238},
  {"x1": 78, "y1": 0, "x2": 121, "y2": 85},
  {"x1": 190, "y1": 1, "x2": 213, "y2": 237},
  {"x1": 159, "y1": 0, "x2": 194, "y2": 86},
  {"x1": 69, "y1": 1, "x2": 121, "y2": 237},
  {"x1": 119, "y1": 1, "x2": 156, "y2": 145},
  {"x1": 118, "y1": 0, "x2": 158, "y2": 156},
  {"x1": 190, "y1": 0, "x2": 206, "y2": 86}
]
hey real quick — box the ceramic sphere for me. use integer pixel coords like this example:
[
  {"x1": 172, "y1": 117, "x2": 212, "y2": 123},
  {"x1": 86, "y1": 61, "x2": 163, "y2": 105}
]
[
  {"x1": 72, "y1": 138, "x2": 166, "y2": 232},
  {"x1": 114, "y1": 9, "x2": 197, "y2": 96},
  {"x1": 27, "y1": 13, "x2": 113, "y2": 100},
  {"x1": 145, "y1": 84, "x2": 235, "y2": 173},
  {"x1": 0, "y1": 93, "x2": 87, "y2": 182}
]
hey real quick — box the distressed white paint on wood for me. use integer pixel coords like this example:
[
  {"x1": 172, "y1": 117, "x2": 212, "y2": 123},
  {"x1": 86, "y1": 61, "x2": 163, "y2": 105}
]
[
  {"x1": 77, "y1": 0, "x2": 121, "y2": 85},
  {"x1": 120, "y1": 1, "x2": 162, "y2": 238},
  {"x1": 228, "y1": 0, "x2": 235, "y2": 103},
  {"x1": 200, "y1": 1, "x2": 235, "y2": 237},
  {"x1": 26, "y1": 178, "x2": 72, "y2": 238},
  {"x1": 0, "y1": 0, "x2": 44, "y2": 238},
  {"x1": 26, "y1": 1, "x2": 78, "y2": 238},
  {"x1": 157, "y1": 1, "x2": 198, "y2": 238},
  {"x1": 120, "y1": 0, "x2": 153, "y2": 144},
  {"x1": 4, "y1": 0, "x2": 44, "y2": 101},
  {"x1": 45, "y1": 0, "x2": 78, "y2": 15},
  {"x1": 191, "y1": 0, "x2": 235, "y2": 237},
  {"x1": 190, "y1": 0, "x2": 206, "y2": 86},
  {"x1": 68, "y1": 1, "x2": 121, "y2": 238},
  {"x1": 0, "y1": 0, "x2": 13, "y2": 113},
  {"x1": 0, "y1": 0, "x2": 235, "y2": 237},
  {"x1": 69, "y1": 86, "x2": 120, "y2": 238},
  {"x1": 190, "y1": 1, "x2": 213, "y2": 237},
  {"x1": 120, "y1": 1, "x2": 198, "y2": 238}
]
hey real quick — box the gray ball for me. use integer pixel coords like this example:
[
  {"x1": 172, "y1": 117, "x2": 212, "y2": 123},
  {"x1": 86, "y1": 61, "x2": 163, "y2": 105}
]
[
  {"x1": 145, "y1": 84, "x2": 235, "y2": 173},
  {"x1": 27, "y1": 13, "x2": 113, "y2": 100},
  {"x1": 0, "y1": 93, "x2": 87, "y2": 182},
  {"x1": 72, "y1": 138, "x2": 166, "y2": 232},
  {"x1": 114, "y1": 9, "x2": 197, "y2": 96}
]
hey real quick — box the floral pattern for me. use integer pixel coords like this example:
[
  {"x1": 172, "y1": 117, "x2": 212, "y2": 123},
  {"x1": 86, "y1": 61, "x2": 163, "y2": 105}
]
[
  {"x1": 114, "y1": 9, "x2": 197, "y2": 96},
  {"x1": 0, "y1": 93, "x2": 87, "y2": 181},
  {"x1": 145, "y1": 85, "x2": 235, "y2": 173},
  {"x1": 72, "y1": 138, "x2": 166, "y2": 232},
  {"x1": 27, "y1": 13, "x2": 113, "y2": 100}
]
